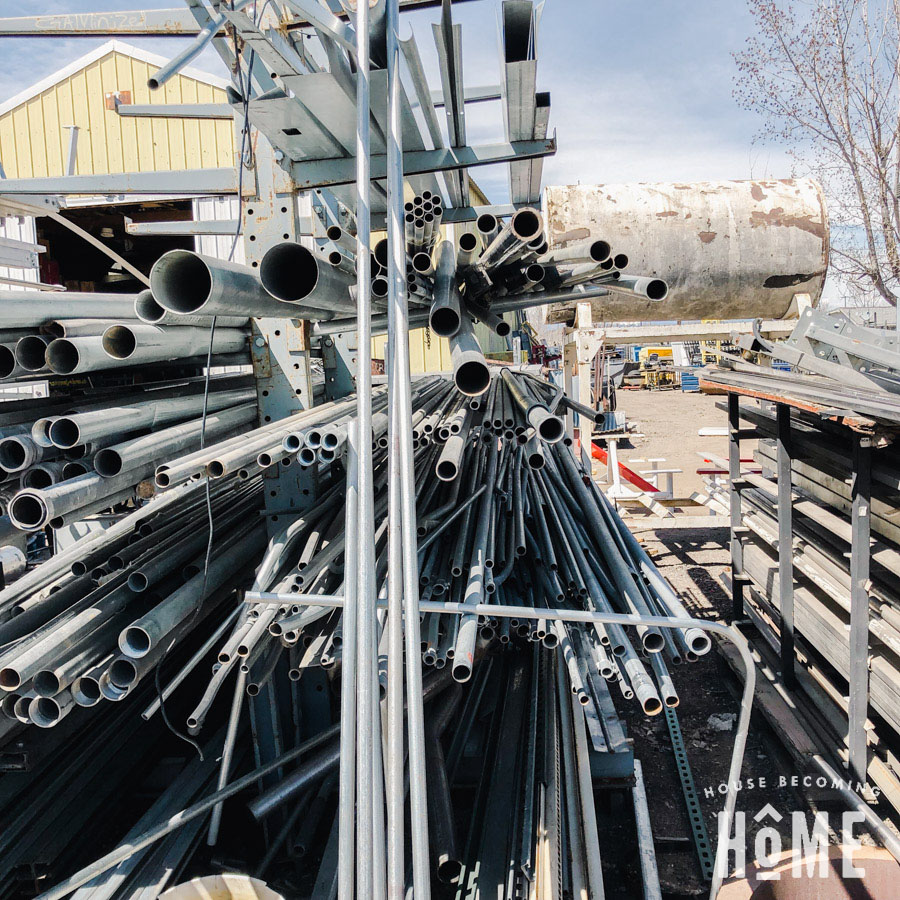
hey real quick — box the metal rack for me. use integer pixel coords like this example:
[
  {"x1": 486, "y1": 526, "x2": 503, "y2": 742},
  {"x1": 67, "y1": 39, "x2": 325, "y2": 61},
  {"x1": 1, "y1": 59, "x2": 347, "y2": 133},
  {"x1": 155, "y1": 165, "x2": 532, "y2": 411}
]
[{"x1": 702, "y1": 366, "x2": 900, "y2": 805}]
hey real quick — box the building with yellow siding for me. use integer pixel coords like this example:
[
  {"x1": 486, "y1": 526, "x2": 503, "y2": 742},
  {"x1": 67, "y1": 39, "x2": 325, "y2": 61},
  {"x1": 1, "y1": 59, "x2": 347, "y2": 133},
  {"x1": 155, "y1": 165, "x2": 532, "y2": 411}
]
[{"x1": 0, "y1": 40, "x2": 233, "y2": 179}]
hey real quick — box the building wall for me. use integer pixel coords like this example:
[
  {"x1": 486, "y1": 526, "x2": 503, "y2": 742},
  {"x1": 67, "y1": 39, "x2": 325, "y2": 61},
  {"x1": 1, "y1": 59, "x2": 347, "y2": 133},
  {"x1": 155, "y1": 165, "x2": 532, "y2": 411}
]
[
  {"x1": 0, "y1": 216, "x2": 39, "y2": 291},
  {"x1": 0, "y1": 47, "x2": 233, "y2": 179}
]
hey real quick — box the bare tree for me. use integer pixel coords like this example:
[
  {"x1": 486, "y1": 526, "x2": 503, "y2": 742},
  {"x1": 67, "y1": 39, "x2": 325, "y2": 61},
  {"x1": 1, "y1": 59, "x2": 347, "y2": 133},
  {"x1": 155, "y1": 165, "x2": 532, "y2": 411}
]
[{"x1": 735, "y1": 0, "x2": 900, "y2": 306}]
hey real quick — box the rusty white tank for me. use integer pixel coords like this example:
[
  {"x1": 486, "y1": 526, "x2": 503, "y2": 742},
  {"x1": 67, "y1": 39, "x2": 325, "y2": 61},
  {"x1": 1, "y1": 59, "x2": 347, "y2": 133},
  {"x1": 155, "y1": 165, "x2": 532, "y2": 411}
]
[{"x1": 542, "y1": 178, "x2": 828, "y2": 324}]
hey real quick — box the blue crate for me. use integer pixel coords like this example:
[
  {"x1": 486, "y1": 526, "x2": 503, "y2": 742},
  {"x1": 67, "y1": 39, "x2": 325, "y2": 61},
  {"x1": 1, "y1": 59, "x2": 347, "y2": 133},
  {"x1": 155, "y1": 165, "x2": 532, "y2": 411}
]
[{"x1": 680, "y1": 373, "x2": 700, "y2": 392}]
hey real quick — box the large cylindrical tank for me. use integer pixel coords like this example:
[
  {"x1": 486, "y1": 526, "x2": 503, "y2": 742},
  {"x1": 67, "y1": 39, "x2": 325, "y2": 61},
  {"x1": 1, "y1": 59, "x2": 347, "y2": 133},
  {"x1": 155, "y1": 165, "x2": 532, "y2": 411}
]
[{"x1": 542, "y1": 178, "x2": 828, "y2": 324}]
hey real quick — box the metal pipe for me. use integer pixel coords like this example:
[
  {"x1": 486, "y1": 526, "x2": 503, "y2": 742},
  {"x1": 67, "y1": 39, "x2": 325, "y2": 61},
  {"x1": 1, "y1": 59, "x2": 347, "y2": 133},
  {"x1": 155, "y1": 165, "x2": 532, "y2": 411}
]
[
  {"x1": 0, "y1": 293, "x2": 140, "y2": 328},
  {"x1": 429, "y1": 241, "x2": 462, "y2": 338},
  {"x1": 449, "y1": 313, "x2": 490, "y2": 397},
  {"x1": 147, "y1": 1, "x2": 251, "y2": 90},
  {"x1": 311, "y1": 284, "x2": 613, "y2": 336},
  {"x1": 101, "y1": 323, "x2": 247, "y2": 362},
  {"x1": 500, "y1": 369, "x2": 564, "y2": 443},
  {"x1": 604, "y1": 274, "x2": 669, "y2": 302},
  {"x1": 424, "y1": 683, "x2": 463, "y2": 883},
  {"x1": 45, "y1": 332, "x2": 247, "y2": 376},
  {"x1": 478, "y1": 207, "x2": 544, "y2": 271},
  {"x1": 93, "y1": 403, "x2": 255, "y2": 478},
  {"x1": 259, "y1": 242, "x2": 356, "y2": 313},
  {"x1": 49, "y1": 388, "x2": 255, "y2": 450},
  {"x1": 386, "y1": 3, "x2": 430, "y2": 895},
  {"x1": 538, "y1": 238, "x2": 611, "y2": 266},
  {"x1": 150, "y1": 249, "x2": 321, "y2": 320},
  {"x1": 134, "y1": 289, "x2": 248, "y2": 329},
  {"x1": 0, "y1": 342, "x2": 26, "y2": 379},
  {"x1": 339, "y1": 421, "x2": 360, "y2": 899},
  {"x1": 15, "y1": 335, "x2": 51, "y2": 372}
]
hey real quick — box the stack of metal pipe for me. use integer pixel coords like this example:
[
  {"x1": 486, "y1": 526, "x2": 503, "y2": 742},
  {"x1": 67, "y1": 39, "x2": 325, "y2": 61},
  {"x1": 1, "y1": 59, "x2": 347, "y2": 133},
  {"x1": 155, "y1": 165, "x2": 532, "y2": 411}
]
[
  {"x1": 6, "y1": 368, "x2": 720, "y2": 900},
  {"x1": 0, "y1": 290, "x2": 253, "y2": 381},
  {"x1": 0, "y1": 380, "x2": 256, "y2": 534},
  {"x1": 172, "y1": 372, "x2": 708, "y2": 853},
  {"x1": 0, "y1": 471, "x2": 263, "y2": 729}
]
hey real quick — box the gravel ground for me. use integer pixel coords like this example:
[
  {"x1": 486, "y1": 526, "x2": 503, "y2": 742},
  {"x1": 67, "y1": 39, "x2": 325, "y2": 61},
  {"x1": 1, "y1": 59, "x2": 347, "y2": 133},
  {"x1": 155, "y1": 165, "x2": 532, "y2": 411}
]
[{"x1": 590, "y1": 390, "x2": 813, "y2": 898}]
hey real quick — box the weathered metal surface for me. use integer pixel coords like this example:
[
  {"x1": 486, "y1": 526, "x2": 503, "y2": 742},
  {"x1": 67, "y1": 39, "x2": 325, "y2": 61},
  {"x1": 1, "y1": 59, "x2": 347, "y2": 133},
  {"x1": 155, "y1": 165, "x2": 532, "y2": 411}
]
[{"x1": 543, "y1": 179, "x2": 828, "y2": 324}]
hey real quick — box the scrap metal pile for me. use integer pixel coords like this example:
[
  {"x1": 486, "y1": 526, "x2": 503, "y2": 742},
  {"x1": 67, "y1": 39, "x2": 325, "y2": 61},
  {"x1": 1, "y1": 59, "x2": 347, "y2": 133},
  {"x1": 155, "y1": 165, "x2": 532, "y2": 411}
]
[{"x1": 0, "y1": 355, "x2": 716, "y2": 899}]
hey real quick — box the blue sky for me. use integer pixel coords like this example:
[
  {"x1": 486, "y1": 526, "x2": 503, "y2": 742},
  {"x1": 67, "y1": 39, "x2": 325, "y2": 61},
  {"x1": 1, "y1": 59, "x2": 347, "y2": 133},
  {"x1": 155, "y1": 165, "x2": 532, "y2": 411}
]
[{"x1": 0, "y1": 0, "x2": 792, "y2": 197}]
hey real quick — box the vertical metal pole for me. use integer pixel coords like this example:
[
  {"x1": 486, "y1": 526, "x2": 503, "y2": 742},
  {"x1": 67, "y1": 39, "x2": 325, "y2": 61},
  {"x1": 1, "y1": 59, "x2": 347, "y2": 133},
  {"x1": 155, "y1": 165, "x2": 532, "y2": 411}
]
[
  {"x1": 386, "y1": 391, "x2": 405, "y2": 899},
  {"x1": 848, "y1": 435, "x2": 872, "y2": 785},
  {"x1": 632, "y1": 760, "x2": 662, "y2": 900},
  {"x1": 386, "y1": 0, "x2": 431, "y2": 896},
  {"x1": 338, "y1": 422, "x2": 359, "y2": 900},
  {"x1": 354, "y1": 1, "x2": 377, "y2": 896},
  {"x1": 775, "y1": 404, "x2": 795, "y2": 688},
  {"x1": 206, "y1": 668, "x2": 247, "y2": 846},
  {"x1": 727, "y1": 393, "x2": 745, "y2": 620}
]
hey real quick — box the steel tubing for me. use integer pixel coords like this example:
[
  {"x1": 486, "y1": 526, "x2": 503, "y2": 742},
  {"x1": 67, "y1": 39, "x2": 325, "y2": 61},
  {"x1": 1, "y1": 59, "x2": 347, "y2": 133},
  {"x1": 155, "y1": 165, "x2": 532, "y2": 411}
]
[
  {"x1": 259, "y1": 242, "x2": 356, "y2": 313},
  {"x1": 429, "y1": 241, "x2": 462, "y2": 337},
  {"x1": 48, "y1": 388, "x2": 255, "y2": 450},
  {"x1": 500, "y1": 369, "x2": 564, "y2": 443},
  {"x1": 0, "y1": 294, "x2": 141, "y2": 328},
  {"x1": 150, "y1": 250, "x2": 318, "y2": 320},
  {"x1": 45, "y1": 331, "x2": 247, "y2": 376},
  {"x1": 311, "y1": 284, "x2": 613, "y2": 336},
  {"x1": 134, "y1": 289, "x2": 249, "y2": 328},
  {"x1": 8, "y1": 465, "x2": 154, "y2": 531},
  {"x1": 538, "y1": 238, "x2": 611, "y2": 266},
  {"x1": 449, "y1": 314, "x2": 490, "y2": 397},
  {"x1": 0, "y1": 342, "x2": 26, "y2": 379},
  {"x1": 604, "y1": 273, "x2": 669, "y2": 302},
  {"x1": 101, "y1": 323, "x2": 247, "y2": 361},
  {"x1": 93, "y1": 403, "x2": 256, "y2": 478},
  {"x1": 15, "y1": 335, "x2": 52, "y2": 372},
  {"x1": 477, "y1": 208, "x2": 544, "y2": 271}
]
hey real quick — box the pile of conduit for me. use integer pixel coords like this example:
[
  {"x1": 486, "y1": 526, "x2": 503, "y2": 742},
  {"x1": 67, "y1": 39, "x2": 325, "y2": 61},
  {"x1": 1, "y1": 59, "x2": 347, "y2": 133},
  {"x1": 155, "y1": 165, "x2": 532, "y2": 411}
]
[
  {"x1": 0, "y1": 379, "x2": 256, "y2": 542},
  {"x1": 3, "y1": 371, "x2": 715, "y2": 900},
  {"x1": 310, "y1": 209, "x2": 670, "y2": 349},
  {"x1": 0, "y1": 291, "x2": 251, "y2": 380},
  {"x1": 142, "y1": 202, "x2": 669, "y2": 355}
]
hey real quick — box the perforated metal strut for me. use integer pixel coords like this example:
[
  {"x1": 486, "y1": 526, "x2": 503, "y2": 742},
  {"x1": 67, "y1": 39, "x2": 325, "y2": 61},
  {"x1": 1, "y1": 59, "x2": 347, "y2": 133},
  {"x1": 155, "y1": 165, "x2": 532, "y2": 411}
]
[{"x1": 663, "y1": 704, "x2": 714, "y2": 882}]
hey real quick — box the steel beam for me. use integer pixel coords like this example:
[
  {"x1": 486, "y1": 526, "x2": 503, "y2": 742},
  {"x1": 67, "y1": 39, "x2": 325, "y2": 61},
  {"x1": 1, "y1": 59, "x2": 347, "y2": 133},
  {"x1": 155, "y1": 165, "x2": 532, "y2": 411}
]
[
  {"x1": 729, "y1": 393, "x2": 747, "y2": 621},
  {"x1": 848, "y1": 436, "x2": 872, "y2": 784},
  {"x1": 116, "y1": 103, "x2": 233, "y2": 119},
  {"x1": 0, "y1": 9, "x2": 207, "y2": 35},
  {"x1": 125, "y1": 219, "x2": 240, "y2": 237},
  {"x1": 431, "y1": 84, "x2": 502, "y2": 107},
  {"x1": 290, "y1": 137, "x2": 556, "y2": 188},
  {"x1": 776, "y1": 403, "x2": 795, "y2": 688},
  {"x1": 0, "y1": 169, "x2": 240, "y2": 196},
  {"x1": 0, "y1": 236, "x2": 43, "y2": 270}
]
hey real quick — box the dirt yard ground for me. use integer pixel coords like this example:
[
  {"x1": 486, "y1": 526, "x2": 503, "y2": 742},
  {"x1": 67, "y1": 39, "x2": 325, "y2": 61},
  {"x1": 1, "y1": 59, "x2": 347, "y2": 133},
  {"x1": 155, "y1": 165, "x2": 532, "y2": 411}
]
[{"x1": 599, "y1": 387, "x2": 734, "y2": 499}]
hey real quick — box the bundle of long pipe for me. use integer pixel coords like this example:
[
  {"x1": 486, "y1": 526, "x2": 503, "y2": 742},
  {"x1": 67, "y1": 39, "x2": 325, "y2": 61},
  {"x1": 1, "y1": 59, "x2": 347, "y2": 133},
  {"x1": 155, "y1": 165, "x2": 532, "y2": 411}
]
[
  {"x1": 17, "y1": 374, "x2": 708, "y2": 899},
  {"x1": 0, "y1": 471, "x2": 265, "y2": 727},
  {"x1": 0, "y1": 386, "x2": 257, "y2": 531},
  {"x1": 166, "y1": 372, "x2": 707, "y2": 827},
  {"x1": 312, "y1": 213, "x2": 670, "y2": 344}
]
